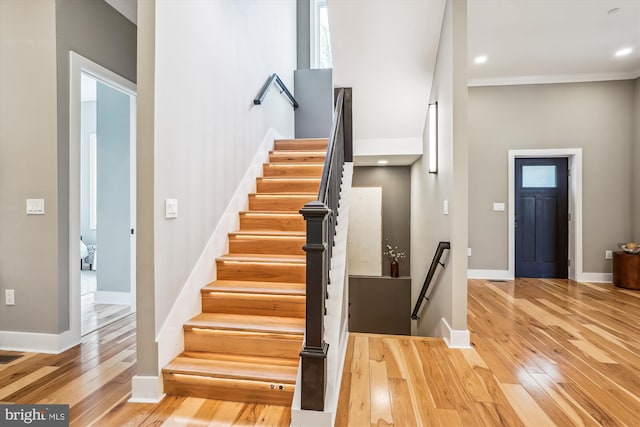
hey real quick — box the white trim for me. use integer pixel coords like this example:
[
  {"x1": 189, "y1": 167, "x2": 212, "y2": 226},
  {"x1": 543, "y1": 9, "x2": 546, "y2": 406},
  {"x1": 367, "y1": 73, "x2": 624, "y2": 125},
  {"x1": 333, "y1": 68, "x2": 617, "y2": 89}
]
[
  {"x1": 468, "y1": 70, "x2": 640, "y2": 87},
  {"x1": 156, "y1": 129, "x2": 281, "y2": 371},
  {"x1": 508, "y1": 149, "x2": 583, "y2": 281},
  {"x1": 580, "y1": 272, "x2": 613, "y2": 283},
  {"x1": 0, "y1": 329, "x2": 79, "y2": 354},
  {"x1": 69, "y1": 52, "x2": 137, "y2": 351},
  {"x1": 130, "y1": 375, "x2": 165, "y2": 403},
  {"x1": 94, "y1": 291, "x2": 132, "y2": 305},
  {"x1": 439, "y1": 317, "x2": 470, "y2": 349},
  {"x1": 467, "y1": 269, "x2": 513, "y2": 281}
]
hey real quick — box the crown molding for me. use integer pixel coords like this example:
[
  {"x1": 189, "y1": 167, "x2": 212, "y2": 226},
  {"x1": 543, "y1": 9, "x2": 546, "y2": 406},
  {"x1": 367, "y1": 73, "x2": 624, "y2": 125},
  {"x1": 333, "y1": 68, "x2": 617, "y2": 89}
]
[{"x1": 468, "y1": 69, "x2": 640, "y2": 87}]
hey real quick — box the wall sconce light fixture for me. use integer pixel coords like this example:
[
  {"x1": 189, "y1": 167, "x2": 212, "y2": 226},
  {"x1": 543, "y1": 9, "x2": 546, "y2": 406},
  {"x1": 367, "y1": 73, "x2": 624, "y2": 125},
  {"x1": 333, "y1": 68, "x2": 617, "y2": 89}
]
[{"x1": 428, "y1": 102, "x2": 438, "y2": 174}]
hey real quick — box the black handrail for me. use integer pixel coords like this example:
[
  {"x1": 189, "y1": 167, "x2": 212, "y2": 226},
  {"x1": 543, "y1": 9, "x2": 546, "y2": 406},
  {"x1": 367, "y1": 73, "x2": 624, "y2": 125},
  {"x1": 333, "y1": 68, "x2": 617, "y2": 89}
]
[
  {"x1": 253, "y1": 73, "x2": 299, "y2": 109},
  {"x1": 411, "y1": 241, "x2": 450, "y2": 320},
  {"x1": 299, "y1": 87, "x2": 352, "y2": 411}
]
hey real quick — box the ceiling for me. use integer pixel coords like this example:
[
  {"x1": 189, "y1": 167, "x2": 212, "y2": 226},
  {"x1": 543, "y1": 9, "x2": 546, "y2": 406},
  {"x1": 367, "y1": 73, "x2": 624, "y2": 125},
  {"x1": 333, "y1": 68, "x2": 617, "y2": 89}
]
[
  {"x1": 468, "y1": 0, "x2": 640, "y2": 86},
  {"x1": 102, "y1": 0, "x2": 639, "y2": 166}
]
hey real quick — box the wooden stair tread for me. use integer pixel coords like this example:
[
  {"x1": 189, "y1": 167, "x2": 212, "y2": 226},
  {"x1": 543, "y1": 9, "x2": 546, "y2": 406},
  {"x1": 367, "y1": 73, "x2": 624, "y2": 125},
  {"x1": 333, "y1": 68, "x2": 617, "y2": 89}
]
[
  {"x1": 163, "y1": 355, "x2": 298, "y2": 383},
  {"x1": 203, "y1": 280, "x2": 305, "y2": 296},
  {"x1": 250, "y1": 192, "x2": 317, "y2": 197},
  {"x1": 240, "y1": 210, "x2": 300, "y2": 215},
  {"x1": 269, "y1": 150, "x2": 327, "y2": 155},
  {"x1": 229, "y1": 230, "x2": 305, "y2": 237},
  {"x1": 180, "y1": 351, "x2": 300, "y2": 366},
  {"x1": 186, "y1": 312, "x2": 305, "y2": 334},
  {"x1": 217, "y1": 254, "x2": 305, "y2": 264}
]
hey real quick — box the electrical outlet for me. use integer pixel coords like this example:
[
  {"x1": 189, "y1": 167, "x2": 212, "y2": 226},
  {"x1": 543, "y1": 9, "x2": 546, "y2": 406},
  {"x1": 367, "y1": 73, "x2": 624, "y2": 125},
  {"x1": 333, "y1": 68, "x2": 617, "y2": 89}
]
[
  {"x1": 5, "y1": 289, "x2": 15, "y2": 305},
  {"x1": 605, "y1": 250, "x2": 612, "y2": 260}
]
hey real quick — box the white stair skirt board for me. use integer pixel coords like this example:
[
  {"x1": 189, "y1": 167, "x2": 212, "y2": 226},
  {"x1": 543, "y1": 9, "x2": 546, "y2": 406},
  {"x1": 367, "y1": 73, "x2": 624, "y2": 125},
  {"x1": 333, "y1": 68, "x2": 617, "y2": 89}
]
[
  {"x1": 0, "y1": 329, "x2": 79, "y2": 354},
  {"x1": 130, "y1": 375, "x2": 165, "y2": 403},
  {"x1": 439, "y1": 317, "x2": 471, "y2": 349},
  {"x1": 580, "y1": 272, "x2": 613, "y2": 283},
  {"x1": 467, "y1": 269, "x2": 513, "y2": 281},
  {"x1": 291, "y1": 163, "x2": 353, "y2": 427},
  {"x1": 154, "y1": 128, "x2": 284, "y2": 375},
  {"x1": 93, "y1": 291, "x2": 131, "y2": 305}
]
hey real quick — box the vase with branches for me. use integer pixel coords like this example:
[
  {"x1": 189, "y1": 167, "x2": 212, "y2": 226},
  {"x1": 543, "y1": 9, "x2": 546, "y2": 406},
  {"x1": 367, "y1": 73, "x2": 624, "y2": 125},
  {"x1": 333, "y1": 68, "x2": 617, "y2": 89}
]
[{"x1": 384, "y1": 240, "x2": 406, "y2": 277}]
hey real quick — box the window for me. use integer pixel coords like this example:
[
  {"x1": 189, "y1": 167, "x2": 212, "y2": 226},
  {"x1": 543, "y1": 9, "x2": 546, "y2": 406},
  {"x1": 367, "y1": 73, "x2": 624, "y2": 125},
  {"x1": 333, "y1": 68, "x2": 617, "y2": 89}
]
[
  {"x1": 89, "y1": 133, "x2": 97, "y2": 229},
  {"x1": 311, "y1": 0, "x2": 333, "y2": 69},
  {"x1": 522, "y1": 165, "x2": 556, "y2": 188}
]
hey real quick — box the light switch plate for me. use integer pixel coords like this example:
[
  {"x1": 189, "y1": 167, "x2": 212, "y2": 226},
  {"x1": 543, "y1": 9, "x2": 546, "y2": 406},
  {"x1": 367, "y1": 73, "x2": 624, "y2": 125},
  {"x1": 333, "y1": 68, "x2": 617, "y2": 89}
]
[
  {"x1": 5, "y1": 289, "x2": 15, "y2": 306},
  {"x1": 165, "y1": 199, "x2": 178, "y2": 219},
  {"x1": 467, "y1": 248, "x2": 472, "y2": 257},
  {"x1": 605, "y1": 250, "x2": 612, "y2": 260},
  {"x1": 26, "y1": 199, "x2": 45, "y2": 215},
  {"x1": 443, "y1": 200, "x2": 449, "y2": 215},
  {"x1": 493, "y1": 202, "x2": 505, "y2": 212}
]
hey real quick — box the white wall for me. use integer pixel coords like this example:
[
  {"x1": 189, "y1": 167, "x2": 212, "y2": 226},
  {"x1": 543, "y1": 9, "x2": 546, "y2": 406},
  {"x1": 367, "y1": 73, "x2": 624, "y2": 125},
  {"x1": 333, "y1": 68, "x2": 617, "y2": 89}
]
[
  {"x1": 410, "y1": 0, "x2": 469, "y2": 341},
  {"x1": 328, "y1": 0, "x2": 445, "y2": 158},
  {"x1": 135, "y1": 0, "x2": 296, "y2": 379},
  {"x1": 0, "y1": 0, "x2": 60, "y2": 334}
]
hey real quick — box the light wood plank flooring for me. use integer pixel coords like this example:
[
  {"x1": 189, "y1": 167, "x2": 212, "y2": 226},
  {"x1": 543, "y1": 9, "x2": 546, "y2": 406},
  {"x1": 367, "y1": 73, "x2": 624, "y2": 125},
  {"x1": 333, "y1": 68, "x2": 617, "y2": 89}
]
[
  {"x1": 336, "y1": 278, "x2": 640, "y2": 426},
  {"x1": 2, "y1": 278, "x2": 639, "y2": 425}
]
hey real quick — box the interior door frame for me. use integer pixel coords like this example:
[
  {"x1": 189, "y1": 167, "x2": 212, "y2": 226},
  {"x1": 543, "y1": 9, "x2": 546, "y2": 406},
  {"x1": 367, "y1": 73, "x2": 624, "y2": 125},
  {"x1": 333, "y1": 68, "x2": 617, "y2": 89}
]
[
  {"x1": 69, "y1": 51, "x2": 137, "y2": 342},
  {"x1": 508, "y1": 148, "x2": 583, "y2": 281}
]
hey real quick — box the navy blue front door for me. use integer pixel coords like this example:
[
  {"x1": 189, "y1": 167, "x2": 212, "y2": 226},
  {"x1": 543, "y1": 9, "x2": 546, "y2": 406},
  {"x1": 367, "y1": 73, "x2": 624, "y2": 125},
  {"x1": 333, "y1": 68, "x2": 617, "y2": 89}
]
[{"x1": 515, "y1": 158, "x2": 568, "y2": 278}]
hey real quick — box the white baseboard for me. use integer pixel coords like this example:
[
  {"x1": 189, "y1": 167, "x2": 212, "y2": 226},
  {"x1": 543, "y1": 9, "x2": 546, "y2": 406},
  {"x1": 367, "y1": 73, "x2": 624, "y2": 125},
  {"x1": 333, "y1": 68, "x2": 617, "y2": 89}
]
[
  {"x1": 579, "y1": 272, "x2": 613, "y2": 283},
  {"x1": 130, "y1": 375, "x2": 165, "y2": 403},
  {"x1": 467, "y1": 269, "x2": 513, "y2": 281},
  {"x1": 0, "y1": 328, "x2": 79, "y2": 354},
  {"x1": 94, "y1": 291, "x2": 131, "y2": 305},
  {"x1": 156, "y1": 128, "x2": 283, "y2": 371},
  {"x1": 439, "y1": 317, "x2": 471, "y2": 348}
]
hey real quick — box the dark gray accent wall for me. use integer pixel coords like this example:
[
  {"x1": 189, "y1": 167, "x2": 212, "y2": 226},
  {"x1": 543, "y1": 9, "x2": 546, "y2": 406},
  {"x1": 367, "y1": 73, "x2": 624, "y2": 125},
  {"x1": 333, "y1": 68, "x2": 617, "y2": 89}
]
[
  {"x1": 294, "y1": 69, "x2": 333, "y2": 138},
  {"x1": 96, "y1": 82, "x2": 131, "y2": 293},
  {"x1": 352, "y1": 166, "x2": 411, "y2": 277},
  {"x1": 297, "y1": 0, "x2": 310, "y2": 69},
  {"x1": 349, "y1": 276, "x2": 411, "y2": 335},
  {"x1": 55, "y1": 0, "x2": 136, "y2": 331}
]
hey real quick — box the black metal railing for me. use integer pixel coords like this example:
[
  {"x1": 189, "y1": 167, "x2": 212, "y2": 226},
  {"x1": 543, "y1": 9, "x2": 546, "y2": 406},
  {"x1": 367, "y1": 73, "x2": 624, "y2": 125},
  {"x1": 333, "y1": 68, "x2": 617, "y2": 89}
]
[
  {"x1": 411, "y1": 241, "x2": 450, "y2": 320},
  {"x1": 299, "y1": 87, "x2": 352, "y2": 411},
  {"x1": 253, "y1": 73, "x2": 299, "y2": 109}
]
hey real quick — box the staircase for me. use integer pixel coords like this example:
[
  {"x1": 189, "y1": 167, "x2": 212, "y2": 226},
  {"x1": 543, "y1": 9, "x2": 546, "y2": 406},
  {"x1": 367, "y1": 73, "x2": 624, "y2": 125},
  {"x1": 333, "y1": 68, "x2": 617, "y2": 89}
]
[{"x1": 162, "y1": 138, "x2": 327, "y2": 406}]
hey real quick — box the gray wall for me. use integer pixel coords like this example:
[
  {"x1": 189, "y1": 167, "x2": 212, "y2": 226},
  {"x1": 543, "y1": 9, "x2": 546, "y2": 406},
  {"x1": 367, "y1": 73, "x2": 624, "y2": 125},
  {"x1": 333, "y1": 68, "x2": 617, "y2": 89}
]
[
  {"x1": 80, "y1": 100, "x2": 96, "y2": 245},
  {"x1": 468, "y1": 80, "x2": 635, "y2": 274},
  {"x1": 410, "y1": 0, "x2": 468, "y2": 336},
  {"x1": 0, "y1": 0, "x2": 59, "y2": 334},
  {"x1": 96, "y1": 82, "x2": 130, "y2": 293},
  {"x1": 294, "y1": 68, "x2": 333, "y2": 138},
  {"x1": 635, "y1": 78, "x2": 640, "y2": 242},
  {"x1": 55, "y1": 0, "x2": 136, "y2": 331},
  {"x1": 352, "y1": 166, "x2": 411, "y2": 277},
  {"x1": 297, "y1": 0, "x2": 310, "y2": 69}
]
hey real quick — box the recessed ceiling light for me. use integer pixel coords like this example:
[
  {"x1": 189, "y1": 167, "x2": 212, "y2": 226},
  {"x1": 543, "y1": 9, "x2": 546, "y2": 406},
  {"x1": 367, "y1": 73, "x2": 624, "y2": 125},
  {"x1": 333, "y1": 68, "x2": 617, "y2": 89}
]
[
  {"x1": 474, "y1": 55, "x2": 488, "y2": 64},
  {"x1": 615, "y1": 47, "x2": 633, "y2": 57},
  {"x1": 607, "y1": 7, "x2": 620, "y2": 14},
  {"x1": 377, "y1": 160, "x2": 388, "y2": 165}
]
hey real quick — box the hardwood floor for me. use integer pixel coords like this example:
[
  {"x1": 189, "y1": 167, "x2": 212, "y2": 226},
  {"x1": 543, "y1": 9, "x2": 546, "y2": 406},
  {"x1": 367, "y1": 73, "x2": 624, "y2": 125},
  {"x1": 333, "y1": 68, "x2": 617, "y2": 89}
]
[
  {"x1": 336, "y1": 278, "x2": 640, "y2": 426},
  {"x1": 2, "y1": 278, "x2": 639, "y2": 426}
]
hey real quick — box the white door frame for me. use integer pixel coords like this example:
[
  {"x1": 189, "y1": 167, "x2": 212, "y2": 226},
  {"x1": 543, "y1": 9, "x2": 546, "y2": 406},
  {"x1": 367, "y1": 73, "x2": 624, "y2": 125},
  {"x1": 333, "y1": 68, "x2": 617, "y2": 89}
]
[
  {"x1": 69, "y1": 51, "x2": 137, "y2": 341},
  {"x1": 508, "y1": 148, "x2": 583, "y2": 282}
]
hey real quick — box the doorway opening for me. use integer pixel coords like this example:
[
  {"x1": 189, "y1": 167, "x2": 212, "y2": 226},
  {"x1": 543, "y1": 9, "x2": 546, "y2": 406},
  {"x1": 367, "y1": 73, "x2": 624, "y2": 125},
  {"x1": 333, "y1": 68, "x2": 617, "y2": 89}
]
[
  {"x1": 508, "y1": 149, "x2": 583, "y2": 281},
  {"x1": 70, "y1": 52, "x2": 137, "y2": 341}
]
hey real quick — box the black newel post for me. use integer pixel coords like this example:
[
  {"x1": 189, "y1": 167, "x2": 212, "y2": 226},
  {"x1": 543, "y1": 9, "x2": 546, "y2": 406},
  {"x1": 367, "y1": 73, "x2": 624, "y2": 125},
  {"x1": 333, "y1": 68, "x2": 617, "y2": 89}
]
[{"x1": 299, "y1": 201, "x2": 330, "y2": 411}]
